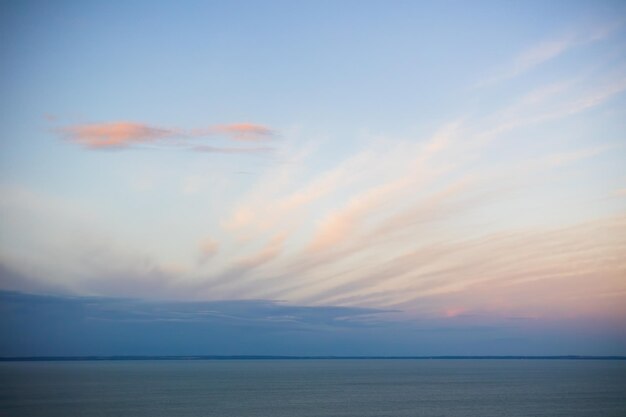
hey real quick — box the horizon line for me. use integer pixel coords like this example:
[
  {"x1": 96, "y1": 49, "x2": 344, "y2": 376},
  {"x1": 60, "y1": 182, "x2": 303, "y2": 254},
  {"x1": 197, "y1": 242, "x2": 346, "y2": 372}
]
[{"x1": 2, "y1": 355, "x2": 625, "y2": 362}]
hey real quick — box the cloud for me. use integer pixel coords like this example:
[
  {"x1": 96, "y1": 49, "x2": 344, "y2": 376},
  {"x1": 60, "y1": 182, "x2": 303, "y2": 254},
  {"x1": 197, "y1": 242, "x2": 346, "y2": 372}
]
[
  {"x1": 503, "y1": 38, "x2": 572, "y2": 80},
  {"x1": 475, "y1": 22, "x2": 622, "y2": 88},
  {"x1": 370, "y1": 215, "x2": 626, "y2": 312},
  {"x1": 198, "y1": 238, "x2": 219, "y2": 265},
  {"x1": 59, "y1": 122, "x2": 178, "y2": 149},
  {"x1": 1, "y1": 291, "x2": 622, "y2": 356},
  {"x1": 192, "y1": 145, "x2": 274, "y2": 154},
  {"x1": 473, "y1": 38, "x2": 572, "y2": 88},
  {"x1": 212, "y1": 123, "x2": 275, "y2": 140},
  {"x1": 57, "y1": 121, "x2": 275, "y2": 151},
  {"x1": 0, "y1": 262, "x2": 67, "y2": 295},
  {"x1": 211, "y1": 123, "x2": 621, "y2": 312},
  {"x1": 194, "y1": 234, "x2": 288, "y2": 297},
  {"x1": 469, "y1": 73, "x2": 626, "y2": 149},
  {"x1": 232, "y1": 234, "x2": 286, "y2": 270},
  {"x1": 611, "y1": 187, "x2": 626, "y2": 198},
  {"x1": 0, "y1": 290, "x2": 395, "y2": 356},
  {"x1": 223, "y1": 121, "x2": 460, "y2": 251}
]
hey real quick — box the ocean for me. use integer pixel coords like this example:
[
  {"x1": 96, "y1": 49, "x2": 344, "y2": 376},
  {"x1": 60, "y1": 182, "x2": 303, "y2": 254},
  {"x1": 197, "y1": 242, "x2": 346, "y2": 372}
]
[{"x1": 1, "y1": 359, "x2": 625, "y2": 416}]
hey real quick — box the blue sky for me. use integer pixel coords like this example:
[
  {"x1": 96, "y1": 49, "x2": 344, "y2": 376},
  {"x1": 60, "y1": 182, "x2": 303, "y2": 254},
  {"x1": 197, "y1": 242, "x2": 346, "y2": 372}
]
[{"x1": 1, "y1": 0, "x2": 625, "y2": 355}]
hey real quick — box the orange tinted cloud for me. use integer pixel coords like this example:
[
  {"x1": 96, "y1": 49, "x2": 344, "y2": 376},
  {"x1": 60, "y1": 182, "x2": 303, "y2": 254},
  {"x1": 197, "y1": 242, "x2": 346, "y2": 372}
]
[
  {"x1": 212, "y1": 123, "x2": 274, "y2": 140},
  {"x1": 59, "y1": 121, "x2": 275, "y2": 150},
  {"x1": 60, "y1": 122, "x2": 176, "y2": 149}
]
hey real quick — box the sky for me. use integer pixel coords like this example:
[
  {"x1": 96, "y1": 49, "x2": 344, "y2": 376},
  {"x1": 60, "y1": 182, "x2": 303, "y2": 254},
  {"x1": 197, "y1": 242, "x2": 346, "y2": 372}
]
[{"x1": 1, "y1": 0, "x2": 625, "y2": 356}]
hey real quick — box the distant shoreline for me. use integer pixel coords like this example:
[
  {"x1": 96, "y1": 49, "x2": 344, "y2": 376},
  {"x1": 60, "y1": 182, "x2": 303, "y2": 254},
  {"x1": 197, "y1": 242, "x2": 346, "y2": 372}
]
[{"x1": 2, "y1": 355, "x2": 625, "y2": 362}]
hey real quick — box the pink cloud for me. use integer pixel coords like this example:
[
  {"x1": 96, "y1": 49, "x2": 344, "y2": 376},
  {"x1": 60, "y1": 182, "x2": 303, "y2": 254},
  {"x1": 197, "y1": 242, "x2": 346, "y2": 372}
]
[
  {"x1": 58, "y1": 121, "x2": 276, "y2": 151},
  {"x1": 212, "y1": 123, "x2": 274, "y2": 141},
  {"x1": 60, "y1": 122, "x2": 177, "y2": 149},
  {"x1": 444, "y1": 307, "x2": 466, "y2": 318}
]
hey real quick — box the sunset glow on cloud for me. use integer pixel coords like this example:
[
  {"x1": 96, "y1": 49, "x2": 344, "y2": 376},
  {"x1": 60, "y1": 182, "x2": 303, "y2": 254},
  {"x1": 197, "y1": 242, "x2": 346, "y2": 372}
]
[
  {"x1": 60, "y1": 122, "x2": 176, "y2": 148},
  {"x1": 58, "y1": 121, "x2": 275, "y2": 150},
  {"x1": 212, "y1": 123, "x2": 275, "y2": 140}
]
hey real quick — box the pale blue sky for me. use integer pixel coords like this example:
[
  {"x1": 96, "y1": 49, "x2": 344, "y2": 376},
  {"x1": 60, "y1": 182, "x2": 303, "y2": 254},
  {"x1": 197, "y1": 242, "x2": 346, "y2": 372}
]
[{"x1": 1, "y1": 1, "x2": 626, "y2": 354}]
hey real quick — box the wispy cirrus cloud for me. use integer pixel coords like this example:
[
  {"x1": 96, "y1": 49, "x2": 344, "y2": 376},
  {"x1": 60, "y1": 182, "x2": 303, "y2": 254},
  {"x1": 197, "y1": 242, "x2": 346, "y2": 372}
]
[
  {"x1": 193, "y1": 61, "x2": 624, "y2": 310},
  {"x1": 192, "y1": 145, "x2": 274, "y2": 154},
  {"x1": 475, "y1": 21, "x2": 623, "y2": 88},
  {"x1": 198, "y1": 238, "x2": 219, "y2": 265},
  {"x1": 212, "y1": 123, "x2": 275, "y2": 140},
  {"x1": 477, "y1": 37, "x2": 574, "y2": 87},
  {"x1": 57, "y1": 121, "x2": 276, "y2": 152}
]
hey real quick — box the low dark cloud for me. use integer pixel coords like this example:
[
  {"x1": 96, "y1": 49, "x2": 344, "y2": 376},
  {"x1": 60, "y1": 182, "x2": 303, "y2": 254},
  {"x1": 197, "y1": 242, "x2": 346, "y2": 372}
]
[
  {"x1": 1, "y1": 291, "x2": 622, "y2": 357},
  {"x1": 0, "y1": 291, "x2": 392, "y2": 357},
  {"x1": 0, "y1": 264, "x2": 66, "y2": 295}
]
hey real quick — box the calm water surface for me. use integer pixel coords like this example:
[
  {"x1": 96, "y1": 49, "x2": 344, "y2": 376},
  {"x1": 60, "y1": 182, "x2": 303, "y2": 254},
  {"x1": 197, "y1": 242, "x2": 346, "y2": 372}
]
[{"x1": 1, "y1": 359, "x2": 625, "y2": 417}]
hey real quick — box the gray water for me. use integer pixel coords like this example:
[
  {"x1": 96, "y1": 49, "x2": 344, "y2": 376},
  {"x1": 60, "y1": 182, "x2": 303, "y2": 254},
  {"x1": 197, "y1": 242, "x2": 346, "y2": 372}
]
[{"x1": 1, "y1": 360, "x2": 625, "y2": 417}]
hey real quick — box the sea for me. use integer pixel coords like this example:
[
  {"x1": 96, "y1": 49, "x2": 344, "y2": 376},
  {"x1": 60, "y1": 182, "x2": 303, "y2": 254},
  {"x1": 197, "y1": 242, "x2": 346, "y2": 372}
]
[{"x1": 1, "y1": 359, "x2": 625, "y2": 417}]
